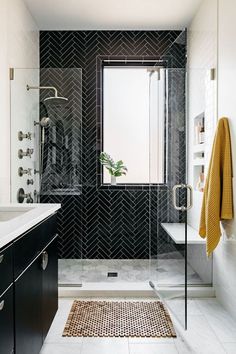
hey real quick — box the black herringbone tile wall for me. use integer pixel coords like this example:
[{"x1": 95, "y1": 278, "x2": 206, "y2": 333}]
[{"x1": 40, "y1": 30, "x2": 186, "y2": 259}]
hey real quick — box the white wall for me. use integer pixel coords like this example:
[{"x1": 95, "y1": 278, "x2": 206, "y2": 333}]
[
  {"x1": 0, "y1": 0, "x2": 39, "y2": 203},
  {"x1": 214, "y1": 0, "x2": 236, "y2": 320},
  {"x1": 187, "y1": 0, "x2": 218, "y2": 284},
  {"x1": 187, "y1": 0, "x2": 218, "y2": 230}
]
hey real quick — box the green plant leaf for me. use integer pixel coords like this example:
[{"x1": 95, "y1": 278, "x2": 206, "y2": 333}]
[{"x1": 99, "y1": 152, "x2": 127, "y2": 178}]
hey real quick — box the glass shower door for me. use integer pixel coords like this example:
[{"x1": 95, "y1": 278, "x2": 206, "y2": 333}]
[{"x1": 149, "y1": 68, "x2": 190, "y2": 330}]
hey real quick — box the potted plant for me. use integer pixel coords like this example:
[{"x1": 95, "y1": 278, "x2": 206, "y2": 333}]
[{"x1": 99, "y1": 152, "x2": 128, "y2": 185}]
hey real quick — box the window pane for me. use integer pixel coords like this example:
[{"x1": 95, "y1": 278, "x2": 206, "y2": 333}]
[{"x1": 103, "y1": 66, "x2": 164, "y2": 184}]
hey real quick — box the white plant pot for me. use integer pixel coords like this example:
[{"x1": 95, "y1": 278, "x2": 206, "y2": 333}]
[{"x1": 111, "y1": 175, "x2": 117, "y2": 185}]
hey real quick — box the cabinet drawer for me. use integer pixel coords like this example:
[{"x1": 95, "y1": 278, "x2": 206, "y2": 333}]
[
  {"x1": 0, "y1": 244, "x2": 13, "y2": 296},
  {"x1": 0, "y1": 285, "x2": 14, "y2": 354},
  {"x1": 14, "y1": 214, "x2": 57, "y2": 279}
]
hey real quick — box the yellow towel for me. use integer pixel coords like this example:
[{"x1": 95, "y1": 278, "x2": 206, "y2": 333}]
[{"x1": 199, "y1": 117, "x2": 233, "y2": 257}]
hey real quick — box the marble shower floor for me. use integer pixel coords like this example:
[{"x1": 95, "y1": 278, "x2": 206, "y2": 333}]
[{"x1": 58, "y1": 259, "x2": 203, "y2": 285}]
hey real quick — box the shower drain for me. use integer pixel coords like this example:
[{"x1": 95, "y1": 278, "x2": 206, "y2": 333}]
[{"x1": 107, "y1": 272, "x2": 118, "y2": 277}]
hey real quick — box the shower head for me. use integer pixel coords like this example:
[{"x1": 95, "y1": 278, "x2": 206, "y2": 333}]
[
  {"x1": 27, "y1": 85, "x2": 68, "y2": 106},
  {"x1": 44, "y1": 95, "x2": 68, "y2": 106},
  {"x1": 34, "y1": 117, "x2": 51, "y2": 127}
]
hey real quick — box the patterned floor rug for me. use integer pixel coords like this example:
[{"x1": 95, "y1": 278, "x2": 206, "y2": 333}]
[{"x1": 63, "y1": 300, "x2": 176, "y2": 338}]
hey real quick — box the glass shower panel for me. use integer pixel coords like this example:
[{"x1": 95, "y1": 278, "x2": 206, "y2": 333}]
[
  {"x1": 39, "y1": 68, "x2": 82, "y2": 196},
  {"x1": 149, "y1": 66, "x2": 216, "y2": 328},
  {"x1": 10, "y1": 68, "x2": 83, "y2": 287},
  {"x1": 149, "y1": 68, "x2": 188, "y2": 329},
  {"x1": 10, "y1": 68, "x2": 40, "y2": 203},
  {"x1": 39, "y1": 68, "x2": 83, "y2": 286}
]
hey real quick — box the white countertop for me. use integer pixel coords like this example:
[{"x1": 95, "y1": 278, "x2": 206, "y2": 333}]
[
  {"x1": 0, "y1": 203, "x2": 61, "y2": 249},
  {"x1": 161, "y1": 223, "x2": 205, "y2": 244}
]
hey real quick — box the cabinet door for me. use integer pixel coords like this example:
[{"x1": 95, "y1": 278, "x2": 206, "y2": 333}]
[
  {"x1": 0, "y1": 285, "x2": 14, "y2": 354},
  {"x1": 0, "y1": 244, "x2": 13, "y2": 296},
  {"x1": 15, "y1": 257, "x2": 43, "y2": 354},
  {"x1": 42, "y1": 237, "x2": 58, "y2": 340}
]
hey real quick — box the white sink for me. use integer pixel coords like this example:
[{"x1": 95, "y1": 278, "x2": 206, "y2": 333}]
[{"x1": 0, "y1": 207, "x2": 34, "y2": 222}]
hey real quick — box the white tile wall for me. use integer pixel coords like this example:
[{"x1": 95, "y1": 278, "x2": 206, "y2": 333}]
[
  {"x1": 216, "y1": 0, "x2": 236, "y2": 321},
  {"x1": 187, "y1": 0, "x2": 218, "y2": 282},
  {"x1": 0, "y1": 0, "x2": 39, "y2": 203}
]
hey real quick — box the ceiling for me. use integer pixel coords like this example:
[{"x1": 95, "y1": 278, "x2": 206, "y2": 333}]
[{"x1": 24, "y1": 0, "x2": 203, "y2": 30}]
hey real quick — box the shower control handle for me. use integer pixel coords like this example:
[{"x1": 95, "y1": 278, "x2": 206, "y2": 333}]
[
  {"x1": 18, "y1": 148, "x2": 34, "y2": 159},
  {"x1": 41, "y1": 251, "x2": 49, "y2": 270},
  {"x1": 18, "y1": 167, "x2": 32, "y2": 177},
  {"x1": 18, "y1": 131, "x2": 32, "y2": 141},
  {"x1": 17, "y1": 188, "x2": 33, "y2": 203},
  {"x1": 0, "y1": 300, "x2": 4, "y2": 311},
  {"x1": 27, "y1": 179, "x2": 34, "y2": 185}
]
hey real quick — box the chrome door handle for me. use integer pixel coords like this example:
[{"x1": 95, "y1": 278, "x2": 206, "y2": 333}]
[
  {"x1": 186, "y1": 184, "x2": 193, "y2": 211},
  {"x1": 172, "y1": 184, "x2": 193, "y2": 211},
  {"x1": 0, "y1": 300, "x2": 4, "y2": 311},
  {"x1": 172, "y1": 184, "x2": 185, "y2": 211}
]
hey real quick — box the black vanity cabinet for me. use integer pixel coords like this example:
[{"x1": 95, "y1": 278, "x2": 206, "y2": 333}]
[
  {"x1": 0, "y1": 285, "x2": 14, "y2": 354},
  {"x1": 0, "y1": 244, "x2": 14, "y2": 354},
  {"x1": 14, "y1": 214, "x2": 58, "y2": 354},
  {"x1": 0, "y1": 213, "x2": 58, "y2": 354}
]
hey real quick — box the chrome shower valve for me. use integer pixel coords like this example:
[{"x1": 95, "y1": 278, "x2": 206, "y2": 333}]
[
  {"x1": 17, "y1": 188, "x2": 33, "y2": 203},
  {"x1": 18, "y1": 131, "x2": 32, "y2": 141},
  {"x1": 18, "y1": 167, "x2": 32, "y2": 176},
  {"x1": 18, "y1": 148, "x2": 34, "y2": 159}
]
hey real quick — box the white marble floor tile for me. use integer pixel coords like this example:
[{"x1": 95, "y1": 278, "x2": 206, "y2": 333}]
[
  {"x1": 81, "y1": 338, "x2": 129, "y2": 354},
  {"x1": 58, "y1": 298, "x2": 75, "y2": 313},
  {"x1": 129, "y1": 343, "x2": 178, "y2": 354},
  {"x1": 222, "y1": 343, "x2": 236, "y2": 353},
  {"x1": 166, "y1": 298, "x2": 203, "y2": 316},
  {"x1": 40, "y1": 342, "x2": 82, "y2": 354},
  {"x1": 173, "y1": 315, "x2": 226, "y2": 354},
  {"x1": 128, "y1": 337, "x2": 174, "y2": 344},
  {"x1": 196, "y1": 299, "x2": 236, "y2": 343},
  {"x1": 44, "y1": 299, "x2": 82, "y2": 344},
  {"x1": 41, "y1": 297, "x2": 236, "y2": 354}
]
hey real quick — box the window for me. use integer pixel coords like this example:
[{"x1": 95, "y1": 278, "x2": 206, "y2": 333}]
[{"x1": 102, "y1": 64, "x2": 165, "y2": 184}]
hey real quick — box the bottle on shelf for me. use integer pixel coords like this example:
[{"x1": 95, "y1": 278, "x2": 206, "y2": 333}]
[
  {"x1": 199, "y1": 125, "x2": 205, "y2": 144},
  {"x1": 195, "y1": 122, "x2": 201, "y2": 145},
  {"x1": 196, "y1": 172, "x2": 205, "y2": 192}
]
